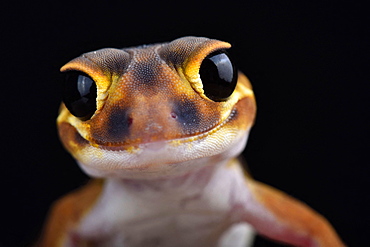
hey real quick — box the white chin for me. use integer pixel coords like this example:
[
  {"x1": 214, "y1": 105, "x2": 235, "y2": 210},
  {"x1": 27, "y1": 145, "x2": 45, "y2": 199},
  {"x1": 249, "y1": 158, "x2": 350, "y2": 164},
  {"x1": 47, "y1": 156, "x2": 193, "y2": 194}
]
[{"x1": 77, "y1": 130, "x2": 249, "y2": 179}]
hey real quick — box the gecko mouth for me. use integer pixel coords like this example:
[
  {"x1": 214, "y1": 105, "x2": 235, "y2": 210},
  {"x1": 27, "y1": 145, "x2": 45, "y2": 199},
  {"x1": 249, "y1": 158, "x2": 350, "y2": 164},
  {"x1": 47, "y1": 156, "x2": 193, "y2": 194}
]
[{"x1": 87, "y1": 108, "x2": 238, "y2": 152}]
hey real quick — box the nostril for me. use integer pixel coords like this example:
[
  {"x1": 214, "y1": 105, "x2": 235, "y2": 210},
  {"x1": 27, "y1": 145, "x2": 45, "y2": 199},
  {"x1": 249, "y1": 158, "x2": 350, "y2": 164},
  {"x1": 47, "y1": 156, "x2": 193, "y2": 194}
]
[
  {"x1": 128, "y1": 117, "x2": 133, "y2": 126},
  {"x1": 170, "y1": 112, "x2": 177, "y2": 119}
]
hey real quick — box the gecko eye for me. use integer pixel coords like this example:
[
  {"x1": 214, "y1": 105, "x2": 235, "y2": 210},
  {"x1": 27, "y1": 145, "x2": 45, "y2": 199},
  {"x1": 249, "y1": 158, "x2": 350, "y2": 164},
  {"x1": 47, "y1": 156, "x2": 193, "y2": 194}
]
[
  {"x1": 199, "y1": 50, "x2": 237, "y2": 101},
  {"x1": 62, "y1": 71, "x2": 97, "y2": 120}
]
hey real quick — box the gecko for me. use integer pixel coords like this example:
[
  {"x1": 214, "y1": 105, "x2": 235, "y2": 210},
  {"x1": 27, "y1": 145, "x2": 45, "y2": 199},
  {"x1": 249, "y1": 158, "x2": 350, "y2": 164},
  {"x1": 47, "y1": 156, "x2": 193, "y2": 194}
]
[{"x1": 37, "y1": 37, "x2": 345, "y2": 247}]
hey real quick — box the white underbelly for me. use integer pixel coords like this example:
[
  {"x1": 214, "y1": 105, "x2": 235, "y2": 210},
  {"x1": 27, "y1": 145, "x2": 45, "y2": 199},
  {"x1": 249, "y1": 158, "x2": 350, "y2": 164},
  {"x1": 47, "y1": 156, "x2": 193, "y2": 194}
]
[{"x1": 81, "y1": 213, "x2": 254, "y2": 247}]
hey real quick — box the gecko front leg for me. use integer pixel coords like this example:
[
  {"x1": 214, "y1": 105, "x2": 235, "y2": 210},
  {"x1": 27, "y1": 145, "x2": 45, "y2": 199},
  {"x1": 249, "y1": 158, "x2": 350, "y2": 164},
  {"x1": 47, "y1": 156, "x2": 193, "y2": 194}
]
[{"x1": 242, "y1": 179, "x2": 345, "y2": 246}]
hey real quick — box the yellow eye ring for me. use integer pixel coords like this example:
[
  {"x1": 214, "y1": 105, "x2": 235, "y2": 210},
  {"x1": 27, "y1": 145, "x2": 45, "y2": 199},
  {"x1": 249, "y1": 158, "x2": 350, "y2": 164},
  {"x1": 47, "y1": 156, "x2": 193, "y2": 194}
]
[{"x1": 182, "y1": 40, "x2": 232, "y2": 101}]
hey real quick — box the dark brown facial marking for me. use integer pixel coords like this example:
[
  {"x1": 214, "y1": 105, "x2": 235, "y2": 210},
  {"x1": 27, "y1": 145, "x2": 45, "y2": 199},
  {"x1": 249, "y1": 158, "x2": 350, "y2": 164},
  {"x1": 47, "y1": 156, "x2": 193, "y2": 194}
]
[
  {"x1": 106, "y1": 107, "x2": 132, "y2": 142},
  {"x1": 172, "y1": 98, "x2": 201, "y2": 135},
  {"x1": 132, "y1": 61, "x2": 160, "y2": 88},
  {"x1": 92, "y1": 107, "x2": 132, "y2": 144}
]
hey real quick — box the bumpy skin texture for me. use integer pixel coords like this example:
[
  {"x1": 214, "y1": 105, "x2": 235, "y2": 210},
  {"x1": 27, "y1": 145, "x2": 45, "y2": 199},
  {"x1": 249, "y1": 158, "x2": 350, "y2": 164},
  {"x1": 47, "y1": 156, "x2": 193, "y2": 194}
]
[{"x1": 37, "y1": 37, "x2": 345, "y2": 247}]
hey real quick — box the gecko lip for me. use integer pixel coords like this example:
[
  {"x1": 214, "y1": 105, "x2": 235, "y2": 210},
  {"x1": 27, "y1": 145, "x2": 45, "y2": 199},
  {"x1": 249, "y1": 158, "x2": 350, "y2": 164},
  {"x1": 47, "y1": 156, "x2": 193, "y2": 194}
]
[
  {"x1": 84, "y1": 108, "x2": 237, "y2": 152},
  {"x1": 141, "y1": 141, "x2": 167, "y2": 151}
]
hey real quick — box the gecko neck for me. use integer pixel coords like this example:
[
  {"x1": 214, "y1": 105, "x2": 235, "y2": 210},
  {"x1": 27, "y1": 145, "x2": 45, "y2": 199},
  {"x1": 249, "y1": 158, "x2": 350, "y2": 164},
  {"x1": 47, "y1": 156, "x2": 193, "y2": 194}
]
[
  {"x1": 101, "y1": 158, "x2": 248, "y2": 206},
  {"x1": 115, "y1": 162, "x2": 223, "y2": 194}
]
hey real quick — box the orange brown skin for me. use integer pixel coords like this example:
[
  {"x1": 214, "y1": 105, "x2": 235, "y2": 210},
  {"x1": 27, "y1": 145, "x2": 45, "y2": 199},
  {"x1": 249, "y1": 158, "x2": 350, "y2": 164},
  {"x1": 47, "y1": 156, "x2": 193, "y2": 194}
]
[
  {"x1": 37, "y1": 37, "x2": 345, "y2": 246},
  {"x1": 37, "y1": 180, "x2": 103, "y2": 247}
]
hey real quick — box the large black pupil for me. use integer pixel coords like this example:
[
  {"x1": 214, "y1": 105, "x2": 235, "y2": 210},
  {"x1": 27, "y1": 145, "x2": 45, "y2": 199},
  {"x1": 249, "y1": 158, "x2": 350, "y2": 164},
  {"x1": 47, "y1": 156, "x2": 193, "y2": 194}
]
[
  {"x1": 63, "y1": 72, "x2": 97, "y2": 120},
  {"x1": 200, "y1": 51, "x2": 237, "y2": 101}
]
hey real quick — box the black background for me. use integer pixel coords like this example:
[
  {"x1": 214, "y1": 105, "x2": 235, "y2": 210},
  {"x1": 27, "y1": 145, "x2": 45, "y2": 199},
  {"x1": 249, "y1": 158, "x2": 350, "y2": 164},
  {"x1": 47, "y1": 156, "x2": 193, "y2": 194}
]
[{"x1": 1, "y1": 1, "x2": 368, "y2": 246}]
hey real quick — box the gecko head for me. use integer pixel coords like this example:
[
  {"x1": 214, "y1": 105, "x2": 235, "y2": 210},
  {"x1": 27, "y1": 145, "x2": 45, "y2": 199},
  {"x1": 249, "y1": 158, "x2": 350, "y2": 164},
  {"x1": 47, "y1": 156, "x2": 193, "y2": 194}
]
[{"x1": 57, "y1": 37, "x2": 256, "y2": 179}]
